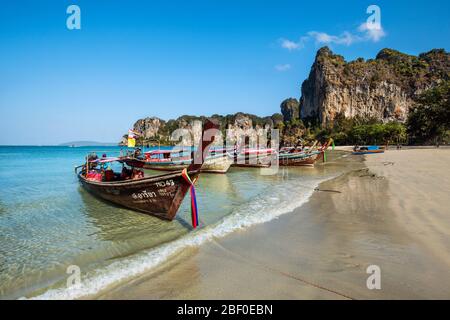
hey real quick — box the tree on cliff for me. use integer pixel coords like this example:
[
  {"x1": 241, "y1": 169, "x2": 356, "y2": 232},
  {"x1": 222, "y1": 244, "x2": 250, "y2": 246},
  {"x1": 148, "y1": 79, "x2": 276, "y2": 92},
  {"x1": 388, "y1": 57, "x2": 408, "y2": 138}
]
[{"x1": 407, "y1": 82, "x2": 450, "y2": 144}]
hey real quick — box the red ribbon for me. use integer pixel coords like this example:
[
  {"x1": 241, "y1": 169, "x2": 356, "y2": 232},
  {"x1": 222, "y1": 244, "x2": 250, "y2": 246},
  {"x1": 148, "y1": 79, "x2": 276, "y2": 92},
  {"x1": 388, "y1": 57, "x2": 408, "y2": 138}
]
[{"x1": 181, "y1": 169, "x2": 199, "y2": 229}]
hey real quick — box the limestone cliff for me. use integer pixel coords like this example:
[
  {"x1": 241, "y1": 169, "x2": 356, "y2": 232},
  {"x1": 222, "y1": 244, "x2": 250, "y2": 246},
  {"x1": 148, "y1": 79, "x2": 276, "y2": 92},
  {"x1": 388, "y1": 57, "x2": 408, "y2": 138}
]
[
  {"x1": 122, "y1": 47, "x2": 449, "y2": 146},
  {"x1": 300, "y1": 47, "x2": 449, "y2": 126},
  {"x1": 126, "y1": 113, "x2": 279, "y2": 146},
  {"x1": 280, "y1": 98, "x2": 300, "y2": 122},
  {"x1": 133, "y1": 117, "x2": 166, "y2": 140}
]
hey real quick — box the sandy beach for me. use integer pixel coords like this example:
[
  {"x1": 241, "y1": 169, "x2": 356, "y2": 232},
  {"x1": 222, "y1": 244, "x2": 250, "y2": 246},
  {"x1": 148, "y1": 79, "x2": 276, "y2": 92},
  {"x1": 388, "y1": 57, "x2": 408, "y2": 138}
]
[{"x1": 98, "y1": 148, "x2": 450, "y2": 300}]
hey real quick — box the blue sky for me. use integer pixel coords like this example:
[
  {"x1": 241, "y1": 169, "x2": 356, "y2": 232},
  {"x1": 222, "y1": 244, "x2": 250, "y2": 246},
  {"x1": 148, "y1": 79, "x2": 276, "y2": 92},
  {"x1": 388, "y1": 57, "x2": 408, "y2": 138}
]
[{"x1": 0, "y1": 0, "x2": 448, "y2": 145}]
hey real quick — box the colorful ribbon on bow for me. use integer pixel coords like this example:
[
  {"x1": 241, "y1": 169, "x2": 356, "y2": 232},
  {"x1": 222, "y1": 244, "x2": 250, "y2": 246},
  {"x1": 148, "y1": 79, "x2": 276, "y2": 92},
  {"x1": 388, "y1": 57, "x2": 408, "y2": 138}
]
[{"x1": 181, "y1": 168, "x2": 199, "y2": 229}]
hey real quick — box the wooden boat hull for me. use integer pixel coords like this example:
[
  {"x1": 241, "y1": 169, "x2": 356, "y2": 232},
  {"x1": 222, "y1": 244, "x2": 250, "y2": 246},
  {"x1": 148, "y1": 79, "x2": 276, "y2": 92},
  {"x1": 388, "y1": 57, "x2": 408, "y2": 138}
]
[
  {"x1": 352, "y1": 150, "x2": 385, "y2": 155},
  {"x1": 232, "y1": 153, "x2": 275, "y2": 168},
  {"x1": 316, "y1": 151, "x2": 325, "y2": 162},
  {"x1": 278, "y1": 152, "x2": 319, "y2": 167},
  {"x1": 78, "y1": 170, "x2": 196, "y2": 220},
  {"x1": 201, "y1": 154, "x2": 233, "y2": 173},
  {"x1": 76, "y1": 118, "x2": 220, "y2": 222},
  {"x1": 124, "y1": 154, "x2": 233, "y2": 174}
]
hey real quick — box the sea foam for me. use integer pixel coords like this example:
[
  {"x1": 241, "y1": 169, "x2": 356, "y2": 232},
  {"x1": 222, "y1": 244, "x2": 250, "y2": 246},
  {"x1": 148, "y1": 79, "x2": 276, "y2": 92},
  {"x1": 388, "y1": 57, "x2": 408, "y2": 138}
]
[{"x1": 30, "y1": 174, "x2": 333, "y2": 300}]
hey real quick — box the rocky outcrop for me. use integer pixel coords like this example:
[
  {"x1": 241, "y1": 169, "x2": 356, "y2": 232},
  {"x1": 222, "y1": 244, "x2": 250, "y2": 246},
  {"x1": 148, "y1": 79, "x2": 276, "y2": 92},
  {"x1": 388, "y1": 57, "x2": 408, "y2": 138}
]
[
  {"x1": 176, "y1": 118, "x2": 203, "y2": 145},
  {"x1": 125, "y1": 113, "x2": 276, "y2": 146},
  {"x1": 224, "y1": 113, "x2": 275, "y2": 146},
  {"x1": 270, "y1": 113, "x2": 284, "y2": 127},
  {"x1": 123, "y1": 47, "x2": 448, "y2": 146},
  {"x1": 133, "y1": 117, "x2": 165, "y2": 140},
  {"x1": 300, "y1": 47, "x2": 449, "y2": 126},
  {"x1": 280, "y1": 98, "x2": 300, "y2": 122}
]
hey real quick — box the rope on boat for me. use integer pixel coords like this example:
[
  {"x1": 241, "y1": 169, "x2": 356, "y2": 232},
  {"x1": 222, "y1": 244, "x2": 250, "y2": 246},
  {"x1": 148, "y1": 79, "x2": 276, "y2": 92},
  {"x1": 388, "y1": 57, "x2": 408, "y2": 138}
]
[
  {"x1": 211, "y1": 240, "x2": 356, "y2": 300},
  {"x1": 181, "y1": 169, "x2": 199, "y2": 229}
]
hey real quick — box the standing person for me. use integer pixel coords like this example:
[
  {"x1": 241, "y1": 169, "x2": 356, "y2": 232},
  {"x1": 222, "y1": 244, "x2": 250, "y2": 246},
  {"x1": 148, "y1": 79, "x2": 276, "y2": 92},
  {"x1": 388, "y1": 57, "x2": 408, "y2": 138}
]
[{"x1": 134, "y1": 148, "x2": 142, "y2": 158}]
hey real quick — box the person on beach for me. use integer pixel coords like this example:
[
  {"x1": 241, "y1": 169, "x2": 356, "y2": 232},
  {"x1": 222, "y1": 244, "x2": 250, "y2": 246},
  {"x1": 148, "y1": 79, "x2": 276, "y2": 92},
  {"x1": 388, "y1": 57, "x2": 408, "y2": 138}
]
[{"x1": 133, "y1": 148, "x2": 144, "y2": 159}]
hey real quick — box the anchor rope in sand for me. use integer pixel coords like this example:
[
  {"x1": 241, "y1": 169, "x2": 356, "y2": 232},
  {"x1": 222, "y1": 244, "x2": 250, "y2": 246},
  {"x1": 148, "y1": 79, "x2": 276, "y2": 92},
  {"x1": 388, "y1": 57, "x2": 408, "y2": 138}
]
[
  {"x1": 211, "y1": 240, "x2": 356, "y2": 300},
  {"x1": 314, "y1": 188, "x2": 342, "y2": 193}
]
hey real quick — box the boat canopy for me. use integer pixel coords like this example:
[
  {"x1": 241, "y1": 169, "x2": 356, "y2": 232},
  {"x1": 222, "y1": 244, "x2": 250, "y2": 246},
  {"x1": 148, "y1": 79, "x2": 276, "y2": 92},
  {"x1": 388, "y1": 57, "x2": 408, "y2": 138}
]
[
  {"x1": 145, "y1": 148, "x2": 193, "y2": 155},
  {"x1": 89, "y1": 157, "x2": 122, "y2": 163},
  {"x1": 241, "y1": 148, "x2": 275, "y2": 155}
]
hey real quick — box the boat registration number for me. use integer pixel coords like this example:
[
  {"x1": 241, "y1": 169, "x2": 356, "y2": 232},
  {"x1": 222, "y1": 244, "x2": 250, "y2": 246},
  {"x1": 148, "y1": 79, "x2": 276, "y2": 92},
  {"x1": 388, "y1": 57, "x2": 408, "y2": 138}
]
[{"x1": 155, "y1": 179, "x2": 175, "y2": 188}]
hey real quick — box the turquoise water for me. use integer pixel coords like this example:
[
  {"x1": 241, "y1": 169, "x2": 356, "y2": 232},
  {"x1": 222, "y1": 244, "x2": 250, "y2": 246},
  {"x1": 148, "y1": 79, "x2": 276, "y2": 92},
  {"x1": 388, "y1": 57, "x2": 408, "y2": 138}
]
[{"x1": 0, "y1": 146, "x2": 349, "y2": 299}]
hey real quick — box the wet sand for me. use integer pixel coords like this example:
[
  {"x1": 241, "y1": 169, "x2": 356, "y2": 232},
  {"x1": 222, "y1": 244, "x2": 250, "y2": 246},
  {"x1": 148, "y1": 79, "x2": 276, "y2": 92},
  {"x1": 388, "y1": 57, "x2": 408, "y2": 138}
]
[{"x1": 99, "y1": 148, "x2": 450, "y2": 299}]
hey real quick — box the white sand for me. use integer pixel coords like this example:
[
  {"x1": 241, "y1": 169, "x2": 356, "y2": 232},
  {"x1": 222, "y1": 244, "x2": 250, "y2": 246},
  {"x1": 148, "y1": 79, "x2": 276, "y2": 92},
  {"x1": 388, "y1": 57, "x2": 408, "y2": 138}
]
[
  {"x1": 366, "y1": 149, "x2": 450, "y2": 267},
  {"x1": 99, "y1": 149, "x2": 450, "y2": 300}
]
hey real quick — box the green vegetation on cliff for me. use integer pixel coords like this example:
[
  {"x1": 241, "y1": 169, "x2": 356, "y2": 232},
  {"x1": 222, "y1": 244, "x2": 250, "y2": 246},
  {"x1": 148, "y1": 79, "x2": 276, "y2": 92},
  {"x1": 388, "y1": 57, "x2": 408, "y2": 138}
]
[
  {"x1": 126, "y1": 47, "x2": 449, "y2": 147},
  {"x1": 298, "y1": 81, "x2": 449, "y2": 146},
  {"x1": 298, "y1": 115, "x2": 407, "y2": 146},
  {"x1": 407, "y1": 81, "x2": 450, "y2": 144}
]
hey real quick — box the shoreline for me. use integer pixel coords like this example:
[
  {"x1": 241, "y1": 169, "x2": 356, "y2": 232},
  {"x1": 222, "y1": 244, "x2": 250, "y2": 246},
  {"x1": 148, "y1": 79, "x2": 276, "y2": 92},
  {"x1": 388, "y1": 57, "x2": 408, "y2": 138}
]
[
  {"x1": 97, "y1": 148, "x2": 450, "y2": 299},
  {"x1": 31, "y1": 153, "x2": 346, "y2": 300}
]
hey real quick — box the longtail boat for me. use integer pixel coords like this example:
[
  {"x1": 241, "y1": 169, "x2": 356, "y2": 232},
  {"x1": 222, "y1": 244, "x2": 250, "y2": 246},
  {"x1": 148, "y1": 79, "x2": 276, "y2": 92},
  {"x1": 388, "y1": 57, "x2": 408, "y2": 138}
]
[
  {"x1": 123, "y1": 148, "x2": 233, "y2": 174},
  {"x1": 278, "y1": 150, "x2": 321, "y2": 166},
  {"x1": 315, "y1": 138, "x2": 334, "y2": 162},
  {"x1": 75, "y1": 119, "x2": 219, "y2": 222},
  {"x1": 278, "y1": 140, "x2": 320, "y2": 167},
  {"x1": 352, "y1": 145, "x2": 385, "y2": 155},
  {"x1": 279, "y1": 138, "x2": 334, "y2": 166},
  {"x1": 231, "y1": 148, "x2": 277, "y2": 168}
]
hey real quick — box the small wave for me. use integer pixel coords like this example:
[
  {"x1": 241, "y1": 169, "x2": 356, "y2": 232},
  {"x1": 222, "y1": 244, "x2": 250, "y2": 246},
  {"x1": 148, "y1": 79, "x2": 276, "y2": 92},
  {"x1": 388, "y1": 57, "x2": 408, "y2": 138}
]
[{"x1": 30, "y1": 175, "x2": 332, "y2": 300}]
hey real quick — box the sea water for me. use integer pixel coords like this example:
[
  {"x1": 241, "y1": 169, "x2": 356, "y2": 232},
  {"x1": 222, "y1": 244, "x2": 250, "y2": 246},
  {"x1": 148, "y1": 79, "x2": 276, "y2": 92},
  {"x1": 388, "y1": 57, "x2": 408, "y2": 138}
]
[{"x1": 0, "y1": 146, "x2": 349, "y2": 299}]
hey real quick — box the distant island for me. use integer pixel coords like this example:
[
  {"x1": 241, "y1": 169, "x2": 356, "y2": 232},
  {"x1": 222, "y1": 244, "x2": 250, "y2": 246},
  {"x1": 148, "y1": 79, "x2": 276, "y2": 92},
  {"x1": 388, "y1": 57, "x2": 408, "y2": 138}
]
[{"x1": 58, "y1": 141, "x2": 118, "y2": 147}]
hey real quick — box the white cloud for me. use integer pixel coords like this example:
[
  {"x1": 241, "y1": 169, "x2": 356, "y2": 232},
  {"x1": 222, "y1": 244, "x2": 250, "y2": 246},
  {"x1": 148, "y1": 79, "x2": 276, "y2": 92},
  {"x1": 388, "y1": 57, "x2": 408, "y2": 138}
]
[
  {"x1": 275, "y1": 64, "x2": 291, "y2": 72},
  {"x1": 280, "y1": 38, "x2": 301, "y2": 51},
  {"x1": 358, "y1": 22, "x2": 386, "y2": 42},
  {"x1": 280, "y1": 22, "x2": 386, "y2": 50},
  {"x1": 307, "y1": 31, "x2": 358, "y2": 46},
  {"x1": 279, "y1": 37, "x2": 308, "y2": 51},
  {"x1": 307, "y1": 32, "x2": 335, "y2": 44}
]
